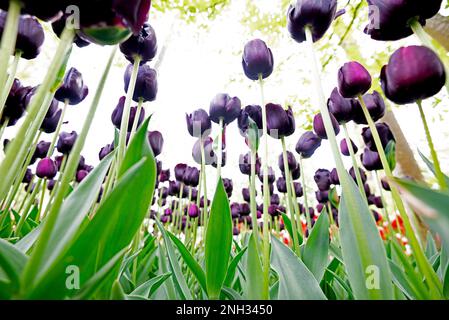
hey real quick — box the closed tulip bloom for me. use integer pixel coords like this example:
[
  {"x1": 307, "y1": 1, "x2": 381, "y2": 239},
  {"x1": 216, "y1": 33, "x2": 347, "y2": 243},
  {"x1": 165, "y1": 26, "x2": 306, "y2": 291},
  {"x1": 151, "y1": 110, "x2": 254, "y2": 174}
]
[
  {"x1": 313, "y1": 113, "x2": 340, "y2": 139},
  {"x1": 174, "y1": 163, "x2": 188, "y2": 182},
  {"x1": 120, "y1": 23, "x2": 157, "y2": 64},
  {"x1": 242, "y1": 188, "x2": 251, "y2": 202},
  {"x1": 290, "y1": 165, "x2": 301, "y2": 180},
  {"x1": 238, "y1": 105, "x2": 263, "y2": 135},
  {"x1": 287, "y1": 0, "x2": 339, "y2": 43},
  {"x1": 231, "y1": 203, "x2": 241, "y2": 219},
  {"x1": 183, "y1": 166, "x2": 200, "y2": 187},
  {"x1": 188, "y1": 204, "x2": 200, "y2": 219},
  {"x1": 380, "y1": 46, "x2": 446, "y2": 105},
  {"x1": 270, "y1": 194, "x2": 280, "y2": 206},
  {"x1": 99, "y1": 143, "x2": 114, "y2": 160},
  {"x1": 295, "y1": 131, "x2": 322, "y2": 158},
  {"x1": 52, "y1": 14, "x2": 90, "y2": 48},
  {"x1": 47, "y1": 179, "x2": 56, "y2": 191},
  {"x1": 124, "y1": 64, "x2": 158, "y2": 102},
  {"x1": 111, "y1": 96, "x2": 145, "y2": 132},
  {"x1": 276, "y1": 177, "x2": 287, "y2": 193},
  {"x1": 258, "y1": 166, "x2": 275, "y2": 184},
  {"x1": 33, "y1": 141, "x2": 51, "y2": 160},
  {"x1": 17, "y1": 0, "x2": 63, "y2": 21},
  {"x1": 381, "y1": 178, "x2": 391, "y2": 191},
  {"x1": 240, "y1": 203, "x2": 251, "y2": 216},
  {"x1": 1, "y1": 81, "x2": 28, "y2": 126},
  {"x1": 159, "y1": 169, "x2": 170, "y2": 183},
  {"x1": 111, "y1": 0, "x2": 152, "y2": 34},
  {"x1": 41, "y1": 108, "x2": 62, "y2": 134},
  {"x1": 239, "y1": 152, "x2": 261, "y2": 176},
  {"x1": 261, "y1": 183, "x2": 274, "y2": 197},
  {"x1": 186, "y1": 109, "x2": 212, "y2": 138},
  {"x1": 148, "y1": 131, "x2": 163, "y2": 157},
  {"x1": 293, "y1": 182, "x2": 303, "y2": 197},
  {"x1": 209, "y1": 93, "x2": 242, "y2": 125},
  {"x1": 76, "y1": 170, "x2": 89, "y2": 183},
  {"x1": 22, "y1": 168, "x2": 33, "y2": 184},
  {"x1": 278, "y1": 151, "x2": 297, "y2": 173},
  {"x1": 192, "y1": 137, "x2": 215, "y2": 165},
  {"x1": 349, "y1": 167, "x2": 367, "y2": 184},
  {"x1": 168, "y1": 180, "x2": 181, "y2": 196},
  {"x1": 268, "y1": 204, "x2": 280, "y2": 217},
  {"x1": 338, "y1": 61, "x2": 372, "y2": 98},
  {"x1": 36, "y1": 157, "x2": 57, "y2": 179},
  {"x1": 327, "y1": 87, "x2": 354, "y2": 124},
  {"x1": 223, "y1": 178, "x2": 233, "y2": 196},
  {"x1": 362, "y1": 123, "x2": 395, "y2": 152},
  {"x1": 361, "y1": 148, "x2": 383, "y2": 171},
  {"x1": 314, "y1": 169, "x2": 331, "y2": 191},
  {"x1": 352, "y1": 91, "x2": 386, "y2": 124},
  {"x1": 316, "y1": 190, "x2": 329, "y2": 203},
  {"x1": 340, "y1": 138, "x2": 358, "y2": 156},
  {"x1": 0, "y1": 13, "x2": 45, "y2": 60},
  {"x1": 55, "y1": 68, "x2": 89, "y2": 105},
  {"x1": 330, "y1": 168, "x2": 339, "y2": 185},
  {"x1": 56, "y1": 131, "x2": 77, "y2": 154},
  {"x1": 266, "y1": 104, "x2": 295, "y2": 139},
  {"x1": 242, "y1": 39, "x2": 274, "y2": 81}
]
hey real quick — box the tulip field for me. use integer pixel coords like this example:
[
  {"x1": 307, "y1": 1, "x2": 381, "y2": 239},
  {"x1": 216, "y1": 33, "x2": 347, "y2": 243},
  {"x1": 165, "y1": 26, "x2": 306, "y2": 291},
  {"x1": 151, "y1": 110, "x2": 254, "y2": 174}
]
[{"x1": 1, "y1": 0, "x2": 449, "y2": 302}]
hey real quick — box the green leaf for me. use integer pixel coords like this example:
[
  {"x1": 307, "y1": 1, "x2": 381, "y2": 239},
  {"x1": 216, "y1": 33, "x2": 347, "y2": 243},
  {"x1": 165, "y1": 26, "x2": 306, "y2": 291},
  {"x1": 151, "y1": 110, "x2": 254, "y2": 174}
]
[
  {"x1": 271, "y1": 236, "x2": 326, "y2": 300},
  {"x1": 303, "y1": 212, "x2": 329, "y2": 282},
  {"x1": 281, "y1": 213, "x2": 303, "y2": 245},
  {"x1": 247, "y1": 118, "x2": 260, "y2": 153},
  {"x1": 224, "y1": 247, "x2": 247, "y2": 287},
  {"x1": 418, "y1": 149, "x2": 449, "y2": 187},
  {"x1": 425, "y1": 232, "x2": 438, "y2": 259},
  {"x1": 0, "y1": 239, "x2": 28, "y2": 292},
  {"x1": 110, "y1": 280, "x2": 126, "y2": 300},
  {"x1": 339, "y1": 174, "x2": 394, "y2": 300},
  {"x1": 130, "y1": 273, "x2": 172, "y2": 299},
  {"x1": 154, "y1": 219, "x2": 193, "y2": 300},
  {"x1": 205, "y1": 178, "x2": 233, "y2": 299},
  {"x1": 385, "y1": 141, "x2": 396, "y2": 171},
  {"x1": 245, "y1": 232, "x2": 264, "y2": 299},
  {"x1": 168, "y1": 231, "x2": 207, "y2": 293},
  {"x1": 221, "y1": 286, "x2": 242, "y2": 300}
]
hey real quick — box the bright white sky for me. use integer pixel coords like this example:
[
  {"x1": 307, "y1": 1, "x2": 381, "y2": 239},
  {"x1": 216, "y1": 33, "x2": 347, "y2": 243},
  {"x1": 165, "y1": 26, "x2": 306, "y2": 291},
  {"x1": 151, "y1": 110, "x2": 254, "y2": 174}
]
[{"x1": 8, "y1": 1, "x2": 449, "y2": 199}]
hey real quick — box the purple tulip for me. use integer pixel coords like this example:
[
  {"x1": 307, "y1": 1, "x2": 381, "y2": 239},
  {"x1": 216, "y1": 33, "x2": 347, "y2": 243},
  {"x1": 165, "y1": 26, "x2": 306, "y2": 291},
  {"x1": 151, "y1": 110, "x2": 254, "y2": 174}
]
[
  {"x1": 313, "y1": 113, "x2": 340, "y2": 139},
  {"x1": 188, "y1": 204, "x2": 200, "y2": 219},
  {"x1": 278, "y1": 151, "x2": 297, "y2": 173},
  {"x1": 231, "y1": 203, "x2": 241, "y2": 219},
  {"x1": 314, "y1": 169, "x2": 331, "y2": 191},
  {"x1": 352, "y1": 91, "x2": 386, "y2": 125},
  {"x1": 147, "y1": 131, "x2": 163, "y2": 157},
  {"x1": 33, "y1": 141, "x2": 51, "y2": 160},
  {"x1": 1, "y1": 81, "x2": 29, "y2": 127},
  {"x1": 295, "y1": 131, "x2": 322, "y2": 159},
  {"x1": 242, "y1": 188, "x2": 251, "y2": 202},
  {"x1": 340, "y1": 138, "x2": 358, "y2": 156},
  {"x1": 381, "y1": 178, "x2": 391, "y2": 191},
  {"x1": 111, "y1": 96, "x2": 145, "y2": 132},
  {"x1": 271, "y1": 194, "x2": 280, "y2": 206},
  {"x1": 168, "y1": 180, "x2": 181, "y2": 196},
  {"x1": 76, "y1": 170, "x2": 89, "y2": 183},
  {"x1": 239, "y1": 152, "x2": 260, "y2": 176},
  {"x1": 258, "y1": 166, "x2": 275, "y2": 184},
  {"x1": 120, "y1": 22, "x2": 157, "y2": 64},
  {"x1": 209, "y1": 93, "x2": 242, "y2": 125},
  {"x1": 361, "y1": 148, "x2": 383, "y2": 171},
  {"x1": 293, "y1": 182, "x2": 303, "y2": 197},
  {"x1": 242, "y1": 39, "x2": 274, "y2": 81},
  {"x1": 349, "y1": 167, "x2": 367, "y2": 185},
  {"x1": 55, "y1": 68, "x2": 89, "y2": 105},
  {"x1": 362, "y1": 122, "x2": 395, "y2": 152},
  {"x1": 41, "y1": 108, "x2": 62, "y2": 134},
  {"x1": 174, "y1": 164, "x2": 188, "y2": 182},
  {"x1": 266, "y1": 104, "x2": 295, "y2": 139},
  {"x1": 124, "y1": 64, "x2": 158, "y2": 102},
  {"x1": 240, "y1": 203, "x2": 250, "y2": 216},
  {"x1": 159, "y1": 170, "x2": 170, "y2": 183},
  {"x1": 47, "y1": 179, "x2": 56, "y2": 191},
  {"x1": 330, "y1": 168, "x2": 339, "y2": 185},
  {"x1": 183, "y1": 166, "x2": 200, "y2": 187},
  {"x1": 327, "y1": 87, "x2": 355, "y2": 124},
  {"x1": 186, "y1": 109, "x2": 212, "y2": 138},
  {"x1": 56, "y1": 131, "x2": 77, "y2": 154},
  {"x1": 36, "y1": 157, "x2": 57, "y2": 179},
  {"x1": 223, "y1": 178, "x2": 233, "y2": 196},
  {"x1": 52, "y1": 14, "x2": 90, "y2": 48},
  {"x1": 290, "y1": 165, "x2": 301, "y2": 180},
  {"x1": 99, "y1": 143, "x2": 114, "y2": 160},
  {"x1": 380, "y1": 46, "x2": 446, "y2": 104},
  {"x1": 316, "y1": 190, "x2": 329, "y2": 203},
  {"x1": 276, "y1": 177, "x2": 287, "y2": 194},
  {"x1": 192, "y1": 137, "x2": 215, "y2": 166},
  {"x1": 22, "y1": 168, "x2": 33, "y2": 184},
  {"x1": 338, "y1": 61, "x2": 372, "y2": 98},
  {"x1": 238, "y1": 105, "x2": 263, "y2": 135}
]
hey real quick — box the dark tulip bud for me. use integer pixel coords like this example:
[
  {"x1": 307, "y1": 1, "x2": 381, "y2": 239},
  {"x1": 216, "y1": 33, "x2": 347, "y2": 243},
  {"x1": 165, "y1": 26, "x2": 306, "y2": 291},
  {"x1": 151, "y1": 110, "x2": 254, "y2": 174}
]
[
  {"x1": 186, "y1": 109, "x2": 212, "y2": 138},
  {"x1": 36, "y1": 157, "x2": 57, "y2": 179},
  {"x1": 168, "y1": 180, "x2": 181, "y2": 196},
  {"x1": 124, "y1": 64, "x2": 158, "y2": 103},
  {"x1": 164, "y1": 208, "x2": 173, "y2": 216},
  {"x1": 34, "y1": 141, "x2": 50, "y2": 160},
  {"x1": 99, "y1": 143, "x2": 114, "y2": 160},
  {"x1": 361, "y1": 148, "x2": 383, "y2": 171},
  {"x1": 233, "y1": 227, "x2": 240, "y2": 236},
  {"x1": 314, "y1": 169, "x2": 331, "y2": 191},
  {"x1": 156, "y1": 160, "x2": 162, "y2": 176},
  {"x1": 240, "y1": 203, "x2": 250, "y2": 216},
  {"x1": 52, "y1": 14, "x2": 90, "y2": 48},
  {"x1": 192, "y1": 137, "x2": 215, "y2": 166},
  {"x1": 183, "y1": 166, "x2": 200, "y2": 187},
  {"x1": 0, "y1": 13, "x2": 45, "y2": 60},
  {"x1": 266, "y1": 104, "x2": 295, "y2": 139},
  {"x1": 22, "y1": 168, "x2": 33, "y2": 184},
  {"x1": 313, "y1": 113, "x2": 340, "y2": 139},
  {"x1": 242, "y1": 39, "x2": 274, "y2": 81},
  {"x1": 112, "y1": 0, "x2": 152, "y2": 35},
  {"x1": 338, "y1": 61, "x2": 372, "y2": 98},
  {"x1": 261, "y1": 183, "x2": 274, "y2": 196},
  {"x1": 231, "y1": 203, "x2": 241, "y2": 219},
  {"x1": 160, "y1": 215, "x2": 170, "y2": 224},
  {"x1": 2, "y1": 81, "x2": 29, "y2": 126},
  {"x1": 278, "y1": 151, "x2": 297, "y2": 173},
  {"x1": 211, "y1": 150, "x2": 226, "y2": 169},
  {"x1": 148, "y1": 131, "x2": 163, "y2": 157},
  {"x1": 316, "y1": 190, "x2": 329, "y2": 203},
  {"x1": 190, "y1": 188, "x2": 198, "y2": 201},
  {"x1": 47, "y1": 179, "x2": 56, "y2": 191},
  {"x1": 381, "y1": 178, "x2": 391, "y2": 191},
  {"x1": 340, "y1": 138, "x2": 358, "y2": 156},
  {"x1": 287, "y1": 0, "x2": 338, "y2": 43},
  {"x1": 76, "y1": 170, "x2": 89, "y2": 183},
  {"x1": 349, "y1": 167, "x2": 367, "y2": 184},
  {"x1": 209, "y1": 93, "x2": 241, "y2": 125},
  {"x1": 111, "y1": 96, "x2": 145, "y2": 132},
  {"x1": 55, "y1": 155, "x2": 64, "y2": 171},
  {"x1": 293, "y1": 182, "x2": 303, "y2": 197},
  {"x1": 290, "y1": 165, "x2": 301, "y2": 180},
  {"x1": 2, "y1": 138, "x2": 10, "y2": 151},
  {"x1": 174, "y1": 164, "x2": 188, "y2": 182},
  {"x1": 381, "y1": 46, "x2": 446, "y2": 105},
  {"x1": 242, "y1": 188, "x2": 251, "y2": 202},
  {"x1": 159, "y1": 169, "x2": 170, "y2": 183},
  {"x1": 271, "y1": 194, "x2": 280, "y2": 206},
  {"x1": 373, "y1": 196, "x2": 384, "y2": 209},
  {"x1": 364, "y1": 184, "x2": 371, "y2": 197},
  {"x1": 120, "y1": 23, "x2": 157, "y2": 64},
  {"x1": 330, "y1": 168, "x2": 339, "y2": 185},
  {"x1": 238, "y1": 105, "x2": 263, "y2": 135},
  {"x1": 352, "y1": 91, "x2": 386, "y2": 124},
  {"x1": 158, "y1": 187, "x2": 168, "y2": 199},
  {"x1": 40, "y1": 108, "x2": 62, "y2": 134},
  {"x1": 276, "y1": 177, "x2": 287, "y2": 193},
  {"x1": 258, "y1": 166, "x2": 275, "y2": 184},
  {"x1": 268, "y1": 204, "x2": 279, "y2": 217},
  {"x1": 200, "y1": 196, "x2": 210, "y2": 209},
  {"x1": 55, "y1": 68, "x2": 89, "y2": 105},
  {"x1": 278, "y1": 205, "x2": 287, "y2": 215},
  {"x1": 56, "y1": 131, "x2": 77, "y2": 154},
  {"x1": 223, "y1": 178, "x2": 233, "y2": 196},
  {"x1": 239, "y1": 152, "x2": 260, "y2": 176},
  {"x1": 362, "y1": 122, "x2": 395, "y2": 153},
  {"x1": 327, "y1": 87, "x2": 354, "y2": 124},
  {"x1": 295, "y1": 131, "x2": 322, "y2": 159},
  {"x1": 188, "y1": 204, "x2": 200, "y2": 219}
]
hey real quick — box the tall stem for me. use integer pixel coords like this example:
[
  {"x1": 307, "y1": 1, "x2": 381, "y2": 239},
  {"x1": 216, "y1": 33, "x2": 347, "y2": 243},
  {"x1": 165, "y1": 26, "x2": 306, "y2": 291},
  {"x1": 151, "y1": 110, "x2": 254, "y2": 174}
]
[
  {"x1": 216, "y1": 117, "x2": 224, "y2": 181},
  {"x1": 299, "y1": 156, "x2": 312, "y2": 231},
  {"x1": 47, "y1": 100, "x2": 69, "y2": 157},
  {"x1": 0, "y1": 51, "x2": 21, "y2": 118},
  {"x1": 417, "y1": 101, "x2": 447, "y2": 190},
  {"x1": 258, "y1": 74, "x2": 270, "y2": 300},
  {"x1": 37, "y1": 179, "x2": 47, "y2": 222},
  {"x1": 199, "y1": 138, "x2": 209, "y2": 232},
  {"x1": 129, "y1": 98, "x2": 144, "y2": 139},
  {"x1": 249, "y1": 150, "x2": 259, "y2": 234},
  {"x1": 281, "y1": 137, "x2": 301, "y2": 257}
]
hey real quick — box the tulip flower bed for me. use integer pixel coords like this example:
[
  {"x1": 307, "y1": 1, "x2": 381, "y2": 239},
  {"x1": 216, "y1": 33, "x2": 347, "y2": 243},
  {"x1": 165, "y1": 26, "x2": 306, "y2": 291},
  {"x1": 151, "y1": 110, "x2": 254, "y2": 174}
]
[{"x1": 1, "y1": 0, "x2": 449, "y2": 301}]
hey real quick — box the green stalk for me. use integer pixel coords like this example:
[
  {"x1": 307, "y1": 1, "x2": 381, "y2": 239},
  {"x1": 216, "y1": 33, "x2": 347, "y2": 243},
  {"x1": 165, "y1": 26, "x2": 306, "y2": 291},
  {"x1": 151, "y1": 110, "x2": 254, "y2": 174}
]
[
  {"x1": 22, "y1": 46, "x2": 118, "y2": 287},
  {"x1": 117, "y1": 56, "x2": 142, "y2": 169},
  {"x1": 342, "y1": 123, "x2": 367, "y2": 200},
  {"x1": 36, "y1": 179, "x2": 47, "y2": 222},
  {"x1": 15, "y1": 179, "x2": 42, "y2": 236},
  {"x1": 299, "y1": 156, "x2": 312, "y2": 231},
  {"x1": 216, "y1": 117, "x2": 224, "y2": 180},
  {"x1": 0, "y1": 28, "x2": 75, "y2": 203},
  {"x1": 47, "y1": 100, "x2": 69, "y2": 157},
  {"x1": 249, "y1": 150, "x2": 259, "y2": 235},
  {"x1": 358, "y1": 94, "x2": 443, "y2": 298},
  {"x1": 199, "y1": 138, "x2": 209, "y2": 232},
  {"x1": 258, "y1": 74, "x2": 270, "y2": 300},
  {"x1": 129, "y1": 98, "x2": 144, "y2": 139},
  {"x1": 0, "y1": 51, "x2": 21, "y2": 118},
  {"x1": 281, "y1": 137, "x2": 301, "y2": 257},
  {"x1": 0, "y1": 118, "x2": 8, "y2": 141},
  {"x1": 0, "y1": 0, "x2": 21, "y2": 94},
  {"x1": 416, "y1": 101, "x2": 447, "y2": 190}
]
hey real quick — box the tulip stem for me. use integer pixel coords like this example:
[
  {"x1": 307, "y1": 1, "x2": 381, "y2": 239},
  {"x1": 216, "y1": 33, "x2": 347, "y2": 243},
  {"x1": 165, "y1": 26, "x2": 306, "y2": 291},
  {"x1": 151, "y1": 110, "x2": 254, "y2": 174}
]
[
  {"x1": 0, "y1": 0, "x2": 21, "y2": 97},
  {"x1": 0, "y1": 51, "x2": 21, "y2": 119},
  {"x1": 417, "y1": 100, "x2": 447, "y2": 190},
  {"x1": 129, "y1": 98, "x2": 144, "y2": 140},
  {"x1": 15, "y1": 179, "x2": 41, "y2": 236},
  {"x1": 199, "y1": 138, "x2": 209, "y2": 233},
  {"x1": 216, "y1": 117, "x2": 224, "y2": 181},
  {"x1": 249, "y1": 151, "x2": 259, "y2": 238},
  {"x1": 281, "y1": 137, "x2": 301, "y2": 257},
  {"x1": 117, "y1": 56, "x2": 142, "y2": 172},
  {"x1": 46, "y1": 100, "x2": 68, "y2": 157},
  {"x1": 22, "y1": 46, "x2": 118, "y2": 287},
  {"x1": 299, "y1": 156, "x2": 312, "y2": 232},
  {"x1": 0, "y1": 27, "x2": 75, "y2": 204},
  {"x1": 358, "y1": 94, "x2": 443, "y2": 298},
  {"x1": 342, "y1": 123, "x2": 367, "y2": 201},
  {"x1": 0, "y1": 118, "x2": 8, "y2": 141},
  {"x1": 37, "y1": 179, "x2": 47, "y2": 222},
  {"x1": 258, "y1": 73, "x2": 270, "y2": 300}
]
